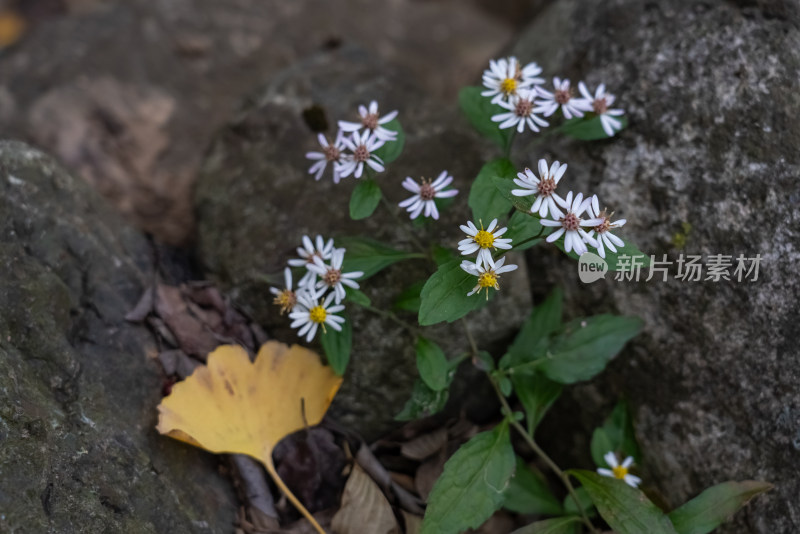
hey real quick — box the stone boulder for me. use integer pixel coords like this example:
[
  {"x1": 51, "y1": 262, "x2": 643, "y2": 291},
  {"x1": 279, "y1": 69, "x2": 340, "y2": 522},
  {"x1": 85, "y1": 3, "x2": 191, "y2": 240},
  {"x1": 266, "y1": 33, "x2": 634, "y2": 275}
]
[
  {"x1": 194, "y1": 45, "x2": 532, "y2": 440},
  {"x1": 511, "y1": 1, "x2": 800, "y2": 532},
  {"x1": 0, "y1": 141, "x2": 235, "y2": 532}
]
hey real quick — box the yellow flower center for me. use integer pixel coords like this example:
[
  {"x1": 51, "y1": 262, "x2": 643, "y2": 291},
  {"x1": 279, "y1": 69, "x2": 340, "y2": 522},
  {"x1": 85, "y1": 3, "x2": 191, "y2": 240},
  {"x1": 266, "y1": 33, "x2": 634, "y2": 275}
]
[
  {"x1": 500, "y1": 78, "x2": 517, "y2": 95},
  {"x1": 478, "y1": 271, "x2": 498, "y2": 289},
  {"x1": 309, "y1": 305, "x2": 327, "y2": 324},
  {"x1": 473, "y1": 230, "x2": 495, "y2": 249},
  {"x1": 612, "y1": 465, "x2": 629, "y2": 479},
  {"x1": 273, "y1": 289, "x2": 296, "y2": 315}
]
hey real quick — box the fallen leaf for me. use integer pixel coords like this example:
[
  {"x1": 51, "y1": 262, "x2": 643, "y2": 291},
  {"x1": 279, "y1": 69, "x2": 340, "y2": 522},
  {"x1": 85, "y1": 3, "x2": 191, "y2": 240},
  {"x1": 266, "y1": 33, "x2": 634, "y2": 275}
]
[
  {"x1": 331, "y1": 464, "x2": 400, "y2": 534},
  {"x1": 157, "y1": 341, "x2": 342, "y2": 534},
  {"x1": 400, "y1": 428, "x2": 448, "y2": 461}
]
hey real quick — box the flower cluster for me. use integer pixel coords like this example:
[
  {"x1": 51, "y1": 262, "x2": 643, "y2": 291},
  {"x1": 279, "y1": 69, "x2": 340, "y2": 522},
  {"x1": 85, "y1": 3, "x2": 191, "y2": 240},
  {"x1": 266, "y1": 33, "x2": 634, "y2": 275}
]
[
  {"x1": 270, "y1": 235, "x2": 363, "y2": 342},
  {"x1": 482, "y1": 56, "x2": 625, "y2": 137},
  {"x1": 512, "y1": 159, "x2": 626, "y2": 258},
  {"x1": 457, "y1": 219, "x2": 518, "y2": 298},
  {"x1": 305, "y1": 100, "x2": 399, "y2": 182}
]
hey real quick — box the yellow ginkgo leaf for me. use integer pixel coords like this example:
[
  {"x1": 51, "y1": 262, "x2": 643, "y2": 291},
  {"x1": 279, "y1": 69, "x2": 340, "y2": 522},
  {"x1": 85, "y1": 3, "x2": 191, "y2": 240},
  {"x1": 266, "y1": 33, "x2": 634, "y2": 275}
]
[{"x1": 157, "y1": 341, "x2": 343, "y2": 534}]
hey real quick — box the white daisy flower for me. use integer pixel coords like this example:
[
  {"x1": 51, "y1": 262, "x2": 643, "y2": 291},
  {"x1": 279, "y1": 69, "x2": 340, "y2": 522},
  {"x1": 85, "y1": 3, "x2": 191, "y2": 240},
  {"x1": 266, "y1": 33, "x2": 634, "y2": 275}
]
[
  {"x1": 511, "y1": 159, "x2": 567, "y2": 218},
  {"x1": 336, "y1": 130, "x2": 386, "y2": 179},
  {"x1": 458, "y1": 218, "x2": 513, "y2": 266},
  {"x1": 338, "y1": 100, "x2": 399, "y2": 142},
  {"x1": 578, "y1": 82, "x2": 626, "y2": 137},
  {"x1": 287, "y1": 235, "x2": 336, "y2": 288},
  {"x1": 306, "y1": 248, "x2": 364, "y2": 304},
  {"x1": 534, "y1": 77, "x2": 593, "y2": 119},
  {"x1": 492, "y1": 90, "x2": 549, "y2": 133},
  {"x1": 540, "y1": 191, "x2": 602, "y2": 256},
  {"x1": 586, "y1": 195, "x2": 627, "y2": 258},
  {"x1": 288, "y1": 287, "x2": 346, "y2": 343},
  {"x1": 269, "y1": 267, "x2": 297, "y2": 315},
  {"x1": 481, "y1": 56, "x2": 545, "y2": 104},
  {"x1": 398, "y1": 171, "x2": 458, "y2": 220},
  {"x1": 597, "y1": 452, "x2": 642, "y2": 488},
  {"x1": 305, "y1": 131, "x2": 347, "y2": 183},
  {"x1": 460, "y1": 255, "x2": 518, "y2": 299}
]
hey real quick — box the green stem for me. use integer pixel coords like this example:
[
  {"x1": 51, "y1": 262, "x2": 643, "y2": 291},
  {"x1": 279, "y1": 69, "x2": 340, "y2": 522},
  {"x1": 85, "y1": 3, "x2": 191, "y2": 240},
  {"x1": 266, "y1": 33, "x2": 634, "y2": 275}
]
[
  {"x1": 488, "y1": 375, "x2": 599, "y2": 534},
  {"x1": 503, "y1": 129, "x2": 517, "y2": 159},
  {"x1": 361, "y1": 303, "x2": 419, "y2": 336}
]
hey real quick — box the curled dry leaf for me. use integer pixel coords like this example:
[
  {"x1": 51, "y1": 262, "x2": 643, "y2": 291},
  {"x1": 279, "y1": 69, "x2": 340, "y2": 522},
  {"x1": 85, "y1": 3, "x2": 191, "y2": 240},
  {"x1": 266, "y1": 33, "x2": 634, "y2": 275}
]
[
  {"x1": 331, "y1": 464, "x2": 400, "y2": 534},
  {"x1": 157, "y1": 341, "x2": 343, "y2": 534}
]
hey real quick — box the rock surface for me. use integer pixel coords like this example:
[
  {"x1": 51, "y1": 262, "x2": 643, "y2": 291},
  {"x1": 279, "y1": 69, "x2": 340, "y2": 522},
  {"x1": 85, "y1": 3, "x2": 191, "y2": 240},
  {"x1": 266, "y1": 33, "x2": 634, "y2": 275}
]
[
  {"x1": 195, "y1": 45, "x2": 532, "y2": 440},
  {"x1": 512, "y1": 1, "x2": 800, "y2": 532},
  {"x1": 0, "y1": 141, "x2": 235, "y2": 532}
]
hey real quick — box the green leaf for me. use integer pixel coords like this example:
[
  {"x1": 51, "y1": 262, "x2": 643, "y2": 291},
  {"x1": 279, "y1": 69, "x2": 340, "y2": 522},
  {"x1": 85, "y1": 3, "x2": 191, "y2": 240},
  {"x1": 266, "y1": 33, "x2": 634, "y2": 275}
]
[
  {"x1": 539, "y1": 315, "x2": 643, "y2": 384},
  {"x1": 395, "y1": 378, "x2": 450, "y2": 421},
  {"x1": 432, "y1": 245, "x2": 458, "y2": 266},
  {"x1": 506, "y1": 210, "x2": 545, "y2": 251},
  {"x1": 561, "y1": 115, "x2": 629, "y2": 141},
  {"x1": 418, "y1": 259, "x2": 490, "y2": 326},
  {"x1": 337, "y1": 236, "x2": 424, "y2": 279},
  {"x1": 421, "y1": 422, "x2": 515, "y2": 534},
  {"x1": 458, "y1": 86, "x2": 514, "y2": 149},
  {"x1": 668, "y1": 481, "x2": 772, "y2": 534},
  {"x1": 372, "y1": 118, "x2": 405, "y2": 164},
  {"x1": 393, "y1": 280, "x2": 425, "y2": 313},
  {"x1": 349, "y1": 178, "x2": 382, "y2": 220},
  {"x1": 563, "y1": 486, "x2": 596, "y2": 518},
  {"x1": 468, "y1": 158, "x2": 516, "y2": 222},
  {"x1": 511, "y1": 372, "x2": 563, "y2": 434},
  {"x1": 591, "y1": 400, "x2": 641, "y2": 468},
  {"x1": 320, "y1": 317, "x2": 352, "y2": 376},
  {"x1": 554, "y1": 237, "x2": 651, "y2": 272},
  {"x1": 493, "y1": 174, "x2": 535, "y2": 213},
  {"x1": 416, "y1": 337, "x2": 450, "y2": 391},
  {"x1": 345, "y1": 287, "x2": 371, "y2": 307},
  {"x1": 510, "y1": 517, "x2": 581, "y2": 534},
  {"x1": 504, "y1": 457, "x2": 563, "y2": 516},
  {"x1": 571, "y1": 470, "x2": 678, "y2": 534},
  {"x1": 502, "y1": 288, "x2": 563, "y2": 369}
]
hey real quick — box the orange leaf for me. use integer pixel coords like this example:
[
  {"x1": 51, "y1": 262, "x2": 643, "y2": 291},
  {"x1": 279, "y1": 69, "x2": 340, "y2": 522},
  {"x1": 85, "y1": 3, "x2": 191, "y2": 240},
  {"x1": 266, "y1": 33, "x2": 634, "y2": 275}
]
[{"x1": 157, "y1": 341, "x2": 342, "y2": 534}]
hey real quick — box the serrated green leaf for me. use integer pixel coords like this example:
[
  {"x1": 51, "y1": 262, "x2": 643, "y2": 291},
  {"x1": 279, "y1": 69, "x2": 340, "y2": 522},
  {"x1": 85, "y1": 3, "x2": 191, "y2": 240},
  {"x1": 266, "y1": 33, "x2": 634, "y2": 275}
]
[
  {"x1": 571, "y1": 470, "x2": 678, "y2": 534},
  {"x1": 668, "y1": 481, "x2": 772, "y2": 534},
  {"x1": 416, "y1": 336, "x2": 450, "y2": 391},
  {"x1": 540, "y1": 315, "x2": 643, "y2": 384},
  {"x1": 395, "y1": 378, "x2": 450, "y2": 421},
  {"x1": 393, "y1": 280, "x2": 425, "y2": 313},
  {"x1": 371, "y1": 118, "x2": 405, "y2": 163},
  {"x1": 511, "y1": 372, "x2": 563, "y2": 434},
  {"x1": 337, "y1": 236, "x2": 424, "y2": 279},
  {"x1": 510, "y1": 517, "x2": 581, "y2": 534},
  {"x1": 345, "y1": 287, "x2": 371, "y2": 307},
  {"x1": 506, "y1": 210, "x2": 545, "y2": 251},
  {"x1": 561, "y1": 115, "x2": 629, "y2": 140},
  {"x1": 504, "y1": 457, "x2": 563, "y2": 516},
  {"x1": 349, "y1": 178, "x2": 382, "y2": 220},
  {"x1": 469, "y1": 158, "x2": 516, "y2": 222},
  {"x1": 459, "y1": 86, "x2": 514, "y2": 149},
  {"x1": 421, "y1": 422, "x2": 515, "y2": 534},
  {"x1": 501, "y1": 288, "x2": 563, "y2": 370},
  {"x1": 320, "y1": 317, "x2": 352, "y2": 376},
  {"x1": 418, "y1": 259, "x2": 490, "y2": 326},
  {"x1": 591, "y1": 400, "x2": 641, "y2": 468}
]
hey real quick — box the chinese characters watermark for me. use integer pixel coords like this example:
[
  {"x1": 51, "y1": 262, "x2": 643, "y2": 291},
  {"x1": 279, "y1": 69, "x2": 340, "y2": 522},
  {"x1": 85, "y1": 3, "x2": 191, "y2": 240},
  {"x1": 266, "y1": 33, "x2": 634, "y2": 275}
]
[{"x1": 578, "y1": 253, "x2": 761, "y2": 284}]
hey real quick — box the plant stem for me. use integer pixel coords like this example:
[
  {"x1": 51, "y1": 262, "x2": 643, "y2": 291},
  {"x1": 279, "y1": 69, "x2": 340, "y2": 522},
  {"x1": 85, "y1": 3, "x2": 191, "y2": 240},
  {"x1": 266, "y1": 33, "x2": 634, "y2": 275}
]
[
  {"x1": 488, "y1": 376, "x2": 599, "y2": 534},
  {"x1": 361, "y1": 303, "x2": 419, "y2": 335}
]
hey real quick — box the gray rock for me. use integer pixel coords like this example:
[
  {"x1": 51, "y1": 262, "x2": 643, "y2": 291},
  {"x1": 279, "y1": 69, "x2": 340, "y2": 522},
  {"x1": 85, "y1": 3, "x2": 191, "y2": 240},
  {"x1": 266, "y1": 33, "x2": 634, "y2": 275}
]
[
  {"x1": 512, "y1": 1, "x2": 800, "y2": 532},
  {"x1": 195, "y1": 45, "x2": 531, "y2": 440},
  {"x1": 0, "y1": 142, "x2": 235, "y2": 532}
]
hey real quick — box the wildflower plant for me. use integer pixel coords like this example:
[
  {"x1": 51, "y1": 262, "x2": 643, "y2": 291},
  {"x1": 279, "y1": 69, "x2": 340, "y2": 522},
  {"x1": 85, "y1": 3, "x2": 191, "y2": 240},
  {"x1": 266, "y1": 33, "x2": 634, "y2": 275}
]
[{"x1": 283, "y1": 58, "x2": 770, "y2": 534}]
